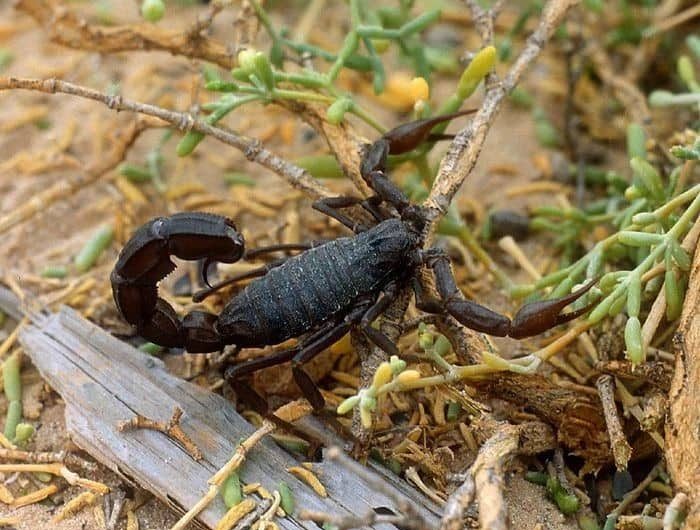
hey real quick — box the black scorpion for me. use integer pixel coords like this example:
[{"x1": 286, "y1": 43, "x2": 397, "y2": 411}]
[{"x1": 111, "y1": 109, "x2": 595, "y2": 410}]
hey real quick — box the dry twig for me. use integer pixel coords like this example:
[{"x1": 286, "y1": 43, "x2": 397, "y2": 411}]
[
  {"x1": 170, "y1": 420, "x2": 275, "y2": 530},
  {"x1": 440, "y1": 421, "x2": 555, "y2": 530},
  {"x1": 15, "y1": 0, "x2": 238, "y2": 68},
  {"x1": 585, "y1": 40, "x2": 651, "y2": 126},
  {"x1": 118, "y1": 407, "x2": 203, "y2": 461},
  {"x1": 596, "y1": 375, "x2": 632, "y2": 470}
]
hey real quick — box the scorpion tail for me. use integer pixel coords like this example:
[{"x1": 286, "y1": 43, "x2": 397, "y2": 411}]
[{"x1": 111, "y1": 212, "x2": 245, "y2": 352}]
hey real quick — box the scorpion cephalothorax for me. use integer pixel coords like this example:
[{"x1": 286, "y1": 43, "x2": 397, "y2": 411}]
[{"x1": 111, "y1": 109, "x2": 596, "y2": 410}]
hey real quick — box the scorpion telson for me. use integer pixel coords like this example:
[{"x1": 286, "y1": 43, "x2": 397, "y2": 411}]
[{"x1": 111, "y1": 109, "x2": 596, "y2": 411}]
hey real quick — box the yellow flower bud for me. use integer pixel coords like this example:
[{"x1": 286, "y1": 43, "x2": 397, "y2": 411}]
[
  {"x1": 396, "y1": 370, "x2": 421, "y2": 386},
  {"x1": 407, "y1": 77, "x2": 429, "y2": 103},
  {"x1": 372, "y1": 362, "x2": 394, "y2": 389}
]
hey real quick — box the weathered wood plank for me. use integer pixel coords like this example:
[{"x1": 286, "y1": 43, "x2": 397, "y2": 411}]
[{"x1": 19, "y1": 306, "x2": 441, "y2": 529}]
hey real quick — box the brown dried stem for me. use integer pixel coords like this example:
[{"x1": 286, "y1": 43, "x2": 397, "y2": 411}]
[
  {"x1": 440, "y1": 421, "x2": 555, "y2": 530},
  {"x1": 0, "y1": 76, "x2": 333, "y2": 201},
  {"x1": 118, "y1": 407, "x2": 203, "y2": 461},
  {"x1": 585, "y1": 39, "x2": 651, "y2": 126},
  {"x1": 596, "y1": 374, "x2": 632, "y2": 470},
  {"x1": 14, "y1": 0, "x2": 238, "y2": 68},
  {"x1": 0, "y1": 462, "x2": 109, "y2": 494},
  {"x1": 423, "y1": 0, "x2": 580, "y2": 232}
]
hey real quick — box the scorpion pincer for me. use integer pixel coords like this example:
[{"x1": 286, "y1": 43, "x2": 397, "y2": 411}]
[{"x1": 111, "y1": 109, "x2": 597, "y2": 410}]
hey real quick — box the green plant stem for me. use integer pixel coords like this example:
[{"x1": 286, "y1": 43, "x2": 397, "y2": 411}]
[
  {"x1": 653, "y1": 183, "x2": 700, "y2": 219},
  {"x1": 271, "y1": 88, "x2": 334, "y2": 104}
]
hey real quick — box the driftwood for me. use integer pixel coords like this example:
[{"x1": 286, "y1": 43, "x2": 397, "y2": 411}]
[
  {"x1": 18, "y1": 306, "x2": 441, "y2": 529},
  {"x1": 666, "y1": 238, "x2": 700, "y2": 526}
]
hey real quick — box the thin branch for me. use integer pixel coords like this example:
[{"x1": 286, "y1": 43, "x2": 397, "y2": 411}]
[
  {"x1": 13, "y1": 0, "x2": 370, "y2": 199},
  {"x1": 423, "y1": 0, "x2": 580, "y2": 233},
  {"x1": 14, "y1": 0, "x2": 238, "y2": 68},
  {"x1": 118, "y1": 407, "x2": 203, "y2": 461},
  {"x1": 0, "y1": 76, "x2": 333, "y2": 201},
  {"x1": 596, "y1": 375, "x2": 632, "y2": 470},
  {"x1": 440, "y1": 421, "x2": 555, "y2": 530}
]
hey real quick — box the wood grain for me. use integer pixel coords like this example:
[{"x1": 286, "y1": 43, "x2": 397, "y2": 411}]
[
  {"x1": 666, "y1": 239, "x2": 700, "y2": 526},
  {"x1": 19, "y1": 307, "x2": 441, "y2": 529}
]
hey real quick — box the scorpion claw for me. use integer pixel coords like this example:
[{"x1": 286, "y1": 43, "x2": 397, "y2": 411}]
[
  {"x1": 378, "y1": 108, "x2": 476, "y2": 155},
  {"x1": 508, "y1": 278, "x2": 599, "y2": 339}
]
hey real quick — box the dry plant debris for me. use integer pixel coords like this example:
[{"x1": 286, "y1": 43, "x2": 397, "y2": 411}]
[{"x1": 0, "y1": 0, "x2": 698, "y2": 529}]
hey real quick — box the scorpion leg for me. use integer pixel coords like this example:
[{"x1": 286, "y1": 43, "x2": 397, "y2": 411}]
[
  {"x1": 426, "y1": 253, "x2": 597, "y2": 338},
  {"x1": 292, "y1": 304, "x2": 371, "y2": 410},
  {"x1": 313, "y1": 197, "x2": 371, "y2": 232},
  {"x1": 360, "y1": 141, "x2": 414, "y2": 216},
  {"x1": 312, "y1": 196, "x2": 389, "y2": 232},
  {"x1": 223, "y1": 318, "x2": 337, "y2": 405},
  {"x1": 224, "y1": 346, "x2": 300, "y2": 380},
  {"x1": 359, "y1": 283, "x2": 401, "y2": 356}
]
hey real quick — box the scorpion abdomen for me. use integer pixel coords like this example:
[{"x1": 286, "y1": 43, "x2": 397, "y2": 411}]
[{"x1": 216, "y1": 218, "x2": 416, "y2": 347}]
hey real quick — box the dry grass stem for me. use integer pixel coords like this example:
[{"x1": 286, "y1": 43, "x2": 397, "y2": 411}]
[{"x1": 170, "y1": 420, "x2": 275, "y2": 530}]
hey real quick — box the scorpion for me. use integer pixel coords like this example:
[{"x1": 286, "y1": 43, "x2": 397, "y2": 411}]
[{"x1": 111, "y1": 109, "x2": 595, "y2": 411}]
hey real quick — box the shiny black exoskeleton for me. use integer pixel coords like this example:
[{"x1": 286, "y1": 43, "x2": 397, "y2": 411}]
[{"x1": 111, "y1": 109, "x2": 595, "y2": 409}]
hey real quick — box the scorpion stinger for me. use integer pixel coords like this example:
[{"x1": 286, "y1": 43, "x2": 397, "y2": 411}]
[{"x1": 111, "y1": 212, "x2": 245, "y2": 352}]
